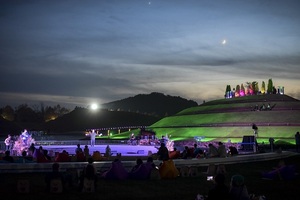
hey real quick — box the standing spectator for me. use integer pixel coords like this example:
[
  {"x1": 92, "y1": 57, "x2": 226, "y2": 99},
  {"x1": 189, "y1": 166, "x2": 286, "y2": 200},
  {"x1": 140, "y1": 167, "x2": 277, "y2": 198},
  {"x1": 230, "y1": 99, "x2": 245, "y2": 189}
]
[
  {"x1": 295, "y1": 132, "x2": 300, "y2": 152},
  {"x1": 105, "y1": 145, "x2": 111, "y2": 158},
  {"x1": 156, "y1": 142, "x2": 169, "y2": 161},
  {"x1": 45, "y1": 162, "x2": 66, "y2": 193},
  {"x1": 84, "y1": 145, "x2": 90, "y2": 159},
  {"x1": 269, "y1": 137, "x2": 275, "y2": 152},
  {"x1": 79, "y1": 157, "x2": 97, "y2": 192},
  {"x1": 75, "y1": 144, "x2": 83, "y2": 154},
  {"x1": 252, "y1": 123, "x2": 258, "y2": 137}
]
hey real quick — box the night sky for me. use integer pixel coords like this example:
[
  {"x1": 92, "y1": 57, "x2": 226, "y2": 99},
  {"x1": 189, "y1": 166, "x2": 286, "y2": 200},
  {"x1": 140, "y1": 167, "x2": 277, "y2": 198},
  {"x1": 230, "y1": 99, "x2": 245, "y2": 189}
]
[{"x1": 1, "y1": 0, "x2": 300, "y2": 109}]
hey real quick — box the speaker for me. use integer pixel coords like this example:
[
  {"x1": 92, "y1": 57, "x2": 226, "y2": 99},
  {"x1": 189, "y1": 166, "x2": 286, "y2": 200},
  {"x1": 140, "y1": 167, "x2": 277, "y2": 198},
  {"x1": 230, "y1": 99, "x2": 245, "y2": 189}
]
[{"x1": 242, "y1": 136, "x2": 256, "y2": 151}]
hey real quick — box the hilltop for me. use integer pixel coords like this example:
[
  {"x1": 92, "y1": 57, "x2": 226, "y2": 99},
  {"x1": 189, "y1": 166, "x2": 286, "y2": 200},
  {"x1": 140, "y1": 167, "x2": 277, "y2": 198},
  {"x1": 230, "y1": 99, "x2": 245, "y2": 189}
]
[{"x1": 101, "y1": 92, "x2": 198, "y2": 117}]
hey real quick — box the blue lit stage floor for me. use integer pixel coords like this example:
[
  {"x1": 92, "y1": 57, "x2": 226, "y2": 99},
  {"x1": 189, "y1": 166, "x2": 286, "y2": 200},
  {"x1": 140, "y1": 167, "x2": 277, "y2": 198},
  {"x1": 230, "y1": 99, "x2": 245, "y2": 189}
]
[{"x1": 41, "y1": 144, "x2": 159, "y2": 157}]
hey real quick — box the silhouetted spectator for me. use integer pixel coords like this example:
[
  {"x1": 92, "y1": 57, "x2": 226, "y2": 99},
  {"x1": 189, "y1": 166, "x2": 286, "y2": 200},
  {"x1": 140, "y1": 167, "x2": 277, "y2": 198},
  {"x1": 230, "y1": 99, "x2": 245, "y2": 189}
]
[
  {"x1": 229, "y1": 174, "x2": 250, "y2": 200},
  {"x1": 229, "y1": 146, "x2": 238, "y2": 156},
  {"x1": 156, "y1": 142, "x2": 169, "y2": 161},
  {"x1": 182, "y1": 146, "x2": 192, "y2": 159},
  {"x1": 207, "y1": 143, "x2": 219, "y2": 158},
  {"x1": 2, "y1": 150, "x2": 14, "y2": 162},
  {"x1": 45, "y1": 162, "x2": 66, "y2": 193},
  {"x1": 217, "y1": 142, "x2": 227, "y2": 158},
  {"x1": 193, "y1": 143, "x2": 203, "y2": 158},
  {"x1": 207, "y1": 173, "x2": 230, "y2": 200}
]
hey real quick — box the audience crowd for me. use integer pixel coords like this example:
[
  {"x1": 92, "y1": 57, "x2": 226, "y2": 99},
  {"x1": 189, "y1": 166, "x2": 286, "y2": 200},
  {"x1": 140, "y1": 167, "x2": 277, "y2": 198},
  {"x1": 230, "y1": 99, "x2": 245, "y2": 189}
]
[{"x1": 0, "y1": 141, "x2": 296, "y2": 199}]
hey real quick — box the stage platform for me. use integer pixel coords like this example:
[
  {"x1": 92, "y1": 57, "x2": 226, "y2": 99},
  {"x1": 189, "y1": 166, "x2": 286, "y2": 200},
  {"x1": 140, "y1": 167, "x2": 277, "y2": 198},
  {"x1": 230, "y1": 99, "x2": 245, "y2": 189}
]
[{"x1": 41, "y1": 143, "x2": 159, "y2": 157}]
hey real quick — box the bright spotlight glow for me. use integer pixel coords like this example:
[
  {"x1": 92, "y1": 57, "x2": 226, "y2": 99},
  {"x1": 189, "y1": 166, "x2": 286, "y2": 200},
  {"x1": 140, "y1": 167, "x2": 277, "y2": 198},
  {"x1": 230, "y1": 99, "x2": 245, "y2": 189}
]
[{"x1": 90, "y1": 103, "x2": 98, "y2": 110}]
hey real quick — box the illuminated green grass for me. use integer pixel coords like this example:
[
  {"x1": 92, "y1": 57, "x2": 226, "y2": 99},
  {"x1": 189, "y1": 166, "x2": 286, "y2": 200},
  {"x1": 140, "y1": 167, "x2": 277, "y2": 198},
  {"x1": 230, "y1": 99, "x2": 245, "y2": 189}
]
[{"x1": 110, "y1": 95, "x2": 300, "y2": 145}]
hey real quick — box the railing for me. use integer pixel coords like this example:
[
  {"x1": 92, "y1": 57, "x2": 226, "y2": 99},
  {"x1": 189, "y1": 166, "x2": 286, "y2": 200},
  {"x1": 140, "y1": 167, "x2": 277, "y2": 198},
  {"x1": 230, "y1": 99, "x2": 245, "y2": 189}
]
[{"x1": 34, "y1": 140, "x2": 126, "y2": 146}]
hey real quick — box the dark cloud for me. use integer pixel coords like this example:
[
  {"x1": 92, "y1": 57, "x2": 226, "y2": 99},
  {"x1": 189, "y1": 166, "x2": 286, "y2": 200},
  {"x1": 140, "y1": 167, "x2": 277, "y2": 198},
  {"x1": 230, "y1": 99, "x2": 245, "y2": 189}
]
[{"x1": 0, "y1": 0, "x2": 300, "y2": 108}]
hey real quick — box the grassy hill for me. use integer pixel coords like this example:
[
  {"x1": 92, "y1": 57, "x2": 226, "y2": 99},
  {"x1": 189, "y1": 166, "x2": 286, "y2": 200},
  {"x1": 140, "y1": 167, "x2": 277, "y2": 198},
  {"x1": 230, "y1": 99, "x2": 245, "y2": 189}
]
[
  {"x1": 44, "y1": 107, "x2": 160, "y2": 133},
  {"x1": 112, "y1": 94, "x2": 300, "y2": 145},
  {"x1": 101, "y1": 92, "x2": 198, "y2": 117}
]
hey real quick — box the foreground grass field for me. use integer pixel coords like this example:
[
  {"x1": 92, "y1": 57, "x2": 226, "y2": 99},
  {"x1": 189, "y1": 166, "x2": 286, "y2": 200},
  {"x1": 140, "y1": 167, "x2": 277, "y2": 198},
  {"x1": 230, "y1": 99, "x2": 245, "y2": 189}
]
[{"x1": 1, "y1": 153, "x2": 299, "y2": 200}]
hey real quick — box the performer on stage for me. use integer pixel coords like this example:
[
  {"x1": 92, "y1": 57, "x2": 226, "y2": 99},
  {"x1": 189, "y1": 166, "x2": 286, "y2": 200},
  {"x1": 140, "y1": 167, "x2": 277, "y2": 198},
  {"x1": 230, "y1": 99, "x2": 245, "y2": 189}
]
[
  {"x1": 130, "y1": 133, "x2": 136, "y2": 145},
  {"x1": 4, "y1": 134, "x2": 12, "y2": 151},
  {"x1": 21, "y1": 129, "x2": 29, "y2": 145},
  {"x1": 160, "y1": 135, "x2": 168, "y2": 144},
  {"x1": 90, "y1": 129, "x2": 97, "y2": 147}
]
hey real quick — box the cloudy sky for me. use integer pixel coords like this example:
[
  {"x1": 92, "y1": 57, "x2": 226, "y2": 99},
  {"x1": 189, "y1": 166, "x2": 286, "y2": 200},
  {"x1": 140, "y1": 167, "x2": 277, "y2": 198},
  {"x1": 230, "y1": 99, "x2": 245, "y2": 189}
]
[{"x1": 1, "y1": 0, "x2": 300, "y2": 109}]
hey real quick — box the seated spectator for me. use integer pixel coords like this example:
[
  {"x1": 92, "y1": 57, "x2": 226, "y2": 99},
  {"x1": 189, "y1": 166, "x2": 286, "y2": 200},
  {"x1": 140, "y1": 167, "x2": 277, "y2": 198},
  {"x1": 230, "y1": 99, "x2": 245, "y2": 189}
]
[
  {"x1": 76, "y1": 151, "x2": 86, "y2": 162},
  {"x1": 228, "y1": 146, "x2": 238, "y2": 156},
  {"x1": 45, "y1": 162, "x2": 66, "y2": 193},
  {"x1": 159, "y1": 159, "x2": 179, "y2": 179},
  {"x1": 169, "y1": 147, "x2": 181, "y2": 159},
  {"x1": 206, "y1": 143, "x2": 219, "y2": 158},
  {"x1": 18, "y1": 151, "x2": 34, "y2": 163},
  {"x1": 2, "y1": 150, "x2": 14, "y2": 163},
  {"x1": 261, "y1": 160, "x2": 296, "y2": 180},
  {"x1": 229, "y1": 174, "x2": 250, "y2": 200},
  {"x1": 28, "y1": 143, "x2": 36, "y2": 156},
  {"x1": 130, "y1": 158, "x2": 143, "y2": 173},
  {"x1": 55, "y1": 150, "x2": 70, "y2": 162},
  {"x1": 92, "y1": 151, "x2": 104, "y2": 161},
  {"x1": 216, "y1": 164, "x2": 227, "y2": 175},
  {"x1": 192, "y1": 143, "x2": 204, "y2": 158},
  {"x1": 37, "y1": 152, "x2": 51, "y2": 163},
  {"x1": 181, "y1": 146, "x2": 192, "y2": 159},
  {"x1": 192, "y1": 143, "x2": 203, "y2": 158},
  {"x1": 129, "y1": 158, "x2": 149, "y2": 180},
  {"x1": 34, "y1": 146, "x2": 50, "y2": 163},
  {"x1": 144, "y1": 156, "x2": 156, "y2": 170},
  {"x1": 43, "y1": 149, "x2": 52, "y2": 161},
  {"x1": 207, "y1": 173, "x2": 230, "y2": 200},
  {"x1": 102, "y1": 159, "x2": 129, "y2": 180},
  {"x1": 217, "y1": 142, "x2": 227, "y2": 158}
]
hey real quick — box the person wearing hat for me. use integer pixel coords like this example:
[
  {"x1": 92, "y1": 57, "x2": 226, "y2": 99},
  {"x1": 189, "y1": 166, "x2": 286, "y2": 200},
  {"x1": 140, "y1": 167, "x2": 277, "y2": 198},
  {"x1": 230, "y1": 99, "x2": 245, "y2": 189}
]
[{"x1": 229, "y1": 174, "x2": 250, "y2": 200}]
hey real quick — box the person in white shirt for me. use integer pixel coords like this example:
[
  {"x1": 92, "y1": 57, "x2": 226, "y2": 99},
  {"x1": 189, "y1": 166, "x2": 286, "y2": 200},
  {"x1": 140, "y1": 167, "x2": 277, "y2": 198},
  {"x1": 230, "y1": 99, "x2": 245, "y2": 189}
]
[
  {"x1": 90, "y1": 129, "x2": 97, "y2": 147},
  {"x1": 4, "y1": 134, "x2": 12, "y2": 151}
]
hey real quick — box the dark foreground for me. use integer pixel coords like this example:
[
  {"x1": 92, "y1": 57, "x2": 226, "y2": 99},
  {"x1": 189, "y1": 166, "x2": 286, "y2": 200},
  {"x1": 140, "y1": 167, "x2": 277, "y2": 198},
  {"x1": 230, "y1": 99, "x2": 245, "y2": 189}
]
[{"x1": 1, "y1": 154, "x2": 299, "y2": 200}]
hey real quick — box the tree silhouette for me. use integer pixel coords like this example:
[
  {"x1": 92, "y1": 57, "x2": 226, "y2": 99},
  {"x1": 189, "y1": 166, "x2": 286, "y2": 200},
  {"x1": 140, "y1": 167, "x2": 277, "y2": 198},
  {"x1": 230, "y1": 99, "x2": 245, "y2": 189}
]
[
  {"x1": 261, "y1": 81, "x2": 266, "y2": 94},
  {"x1": 267, "y1": 78, "x2": 273, "y2": 94}
]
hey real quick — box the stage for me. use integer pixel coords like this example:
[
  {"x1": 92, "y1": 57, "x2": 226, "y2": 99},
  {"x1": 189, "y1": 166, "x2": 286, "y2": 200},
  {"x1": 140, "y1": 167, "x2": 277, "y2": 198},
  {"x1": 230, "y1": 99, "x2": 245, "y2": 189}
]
[{"x1": 41, "y1": 143, "x2": 159, "y2": 157}]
